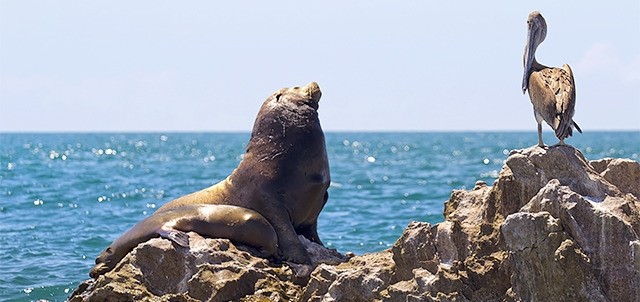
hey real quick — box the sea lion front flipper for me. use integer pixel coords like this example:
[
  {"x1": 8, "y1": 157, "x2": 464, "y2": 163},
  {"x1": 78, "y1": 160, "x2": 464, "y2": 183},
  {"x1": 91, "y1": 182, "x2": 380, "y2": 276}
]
[{"x1": 158, "y1": 228, "x2": 190, "y2": 247}]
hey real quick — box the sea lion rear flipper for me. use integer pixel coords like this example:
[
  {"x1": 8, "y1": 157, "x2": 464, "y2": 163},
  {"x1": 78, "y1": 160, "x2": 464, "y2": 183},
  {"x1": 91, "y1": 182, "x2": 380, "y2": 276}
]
[{"x1": 159, "y1": 228, "x2": 190, "y2": 247}]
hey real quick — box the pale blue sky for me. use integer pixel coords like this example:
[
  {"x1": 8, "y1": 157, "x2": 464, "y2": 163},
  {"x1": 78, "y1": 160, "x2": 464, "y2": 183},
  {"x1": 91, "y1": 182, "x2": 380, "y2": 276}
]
[{"x1": 1, "y1": 1, "x2": 638, "y2": 132}]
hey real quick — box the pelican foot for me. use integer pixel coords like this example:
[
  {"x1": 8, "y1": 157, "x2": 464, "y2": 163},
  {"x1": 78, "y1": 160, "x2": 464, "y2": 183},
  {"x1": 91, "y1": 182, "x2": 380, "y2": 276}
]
[{"x1": 549, "y1": 140, "x2": 567, "y2": 148}]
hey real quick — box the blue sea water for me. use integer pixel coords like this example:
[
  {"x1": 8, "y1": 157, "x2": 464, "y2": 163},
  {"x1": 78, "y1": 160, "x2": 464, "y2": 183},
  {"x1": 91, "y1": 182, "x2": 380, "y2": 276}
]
[{"x1": 0, "y1": 131, "x2": 638, "y2": 301}]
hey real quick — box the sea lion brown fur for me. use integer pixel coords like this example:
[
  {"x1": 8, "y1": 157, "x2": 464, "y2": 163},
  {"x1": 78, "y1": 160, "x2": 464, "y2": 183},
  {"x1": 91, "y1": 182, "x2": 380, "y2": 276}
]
[
  {"x1": 90, "y1": 204, "x2": 278, "y2": 278},
  {"x1": 155, "y1": 82, "x2": 330, "y2": 272}
]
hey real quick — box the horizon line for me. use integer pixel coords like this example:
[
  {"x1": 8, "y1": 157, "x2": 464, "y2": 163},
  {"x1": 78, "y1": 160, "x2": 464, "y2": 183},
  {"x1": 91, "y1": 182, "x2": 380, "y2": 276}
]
[{"x1": 1, "y1": 129, "x2": 639, "y2": 135}]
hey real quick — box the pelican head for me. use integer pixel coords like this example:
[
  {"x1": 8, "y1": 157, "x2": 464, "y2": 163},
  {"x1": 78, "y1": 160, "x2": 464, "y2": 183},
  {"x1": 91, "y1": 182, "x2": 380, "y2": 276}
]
[{"x1": 522, "y1": 11, "x2": 547, "y2": 93}]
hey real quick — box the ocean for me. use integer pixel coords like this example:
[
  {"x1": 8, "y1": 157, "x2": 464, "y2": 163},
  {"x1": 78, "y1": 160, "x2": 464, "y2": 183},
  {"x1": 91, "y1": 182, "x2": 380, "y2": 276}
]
[{"x1": 1, "y1": 131, "x2": 638, "y2": 301}]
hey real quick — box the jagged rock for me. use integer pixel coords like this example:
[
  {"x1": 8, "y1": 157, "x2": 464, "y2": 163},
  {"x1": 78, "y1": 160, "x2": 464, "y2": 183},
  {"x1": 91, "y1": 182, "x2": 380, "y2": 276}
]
[
  {"x1": 442, "y1": 181, "x2": 490, "y2": 261},
  {"x1": 70, "y1": 234, "x2": 347, "y2": 302},
  {"x1": 70, "y1": 146, "x2": 639, "y2": 302},
  {"x1": 391, "y1": 221, "x2": 438, "y2": 281},
  {"x1": 502, "y1": 211, "x2": 607, "y2": 301},
  {"x1": 303, "y1": 252, "x2": 395, "y2": 301},
  {"x1": 590, "y1": 158, "x2": 640, "y2": 198},
  {"x1": 516, "y1": 179, "x2": 640, "y2": 301}
]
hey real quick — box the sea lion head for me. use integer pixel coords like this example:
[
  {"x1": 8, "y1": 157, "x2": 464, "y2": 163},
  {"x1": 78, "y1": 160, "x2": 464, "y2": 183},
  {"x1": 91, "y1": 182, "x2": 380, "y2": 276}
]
[
  {"x1": 248, "y1": 82, "x2": 325, "y2": 152},
  {"x1": 269, "y1": 81, "x2": 322, "y2": 111},
  {"x1": 89, "y1": 246, "x2": 117, "y2": 278}
]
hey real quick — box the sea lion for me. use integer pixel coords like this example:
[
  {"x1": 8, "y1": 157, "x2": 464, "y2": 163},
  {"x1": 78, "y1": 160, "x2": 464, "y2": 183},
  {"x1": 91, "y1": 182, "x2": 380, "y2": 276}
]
[
  {"x1": 90, "y1": 204, "x2": 277, "y2": 278},
  {"x1": 155, "y1": 82, "x2": 330, "y2": 273}
]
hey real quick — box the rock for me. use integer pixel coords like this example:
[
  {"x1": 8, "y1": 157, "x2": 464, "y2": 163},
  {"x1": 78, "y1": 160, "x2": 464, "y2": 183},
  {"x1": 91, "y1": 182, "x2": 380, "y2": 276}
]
[
  {"x1": 590, "y1": 158, "x2": 640, "y2": 198},
  {"x1": 495, "y1": 146, "x2": 621, "y2": 217},
  {"x1": 70, "y1": 146, "x2": 640, "y2": 302},
  {"x1": 517, "y1": 179, "x2": 640, "y2": 301},
  {"x1": 502, "y1": 211, "x2": 608, "y2": 301},
  {"x1": 391, "y1": 221, "x2": 438, "y2": 281},
  {"x1": 70, "y1": 234, "x2": 347, "y2": 302},
  {"x1": 442, "y1": 182, "x2": 491, "y2": 259},
  {"x1": 302, "y1": 252, "x2": 395, "y2": 301}
]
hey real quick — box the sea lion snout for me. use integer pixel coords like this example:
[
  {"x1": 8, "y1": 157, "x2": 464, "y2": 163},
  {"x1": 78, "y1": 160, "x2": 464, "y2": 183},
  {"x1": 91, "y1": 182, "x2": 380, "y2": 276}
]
[
  {"x1": 300, "y1": 81, "x2": 321, "y2": 102},
  {"x1": 89, "y1": 263, "x2": 107, "y2": 278},
  {"x1": 290, "y1": 82, "x2": 321, "y2": 102}
]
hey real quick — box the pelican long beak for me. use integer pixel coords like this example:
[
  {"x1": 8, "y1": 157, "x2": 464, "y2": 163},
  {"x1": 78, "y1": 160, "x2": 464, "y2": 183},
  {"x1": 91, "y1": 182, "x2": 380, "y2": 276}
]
[{"x1": 522, "y1": 26, "x2": 536, "y2": 94}]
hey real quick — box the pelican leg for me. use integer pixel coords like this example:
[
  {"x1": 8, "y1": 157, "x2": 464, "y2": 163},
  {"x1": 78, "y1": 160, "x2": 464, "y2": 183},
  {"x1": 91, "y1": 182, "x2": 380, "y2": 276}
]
[{"x1": 537, "y1": 123, "x2": 545, "y2": 147}]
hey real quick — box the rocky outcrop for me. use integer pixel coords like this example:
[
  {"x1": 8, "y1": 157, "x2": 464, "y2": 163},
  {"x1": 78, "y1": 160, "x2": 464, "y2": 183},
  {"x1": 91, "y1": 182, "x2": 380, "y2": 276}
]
[
  {"x1": 70, "y1": 235, "x2": 348, "y2": 302},
  {"x1": 70, "y1": 145, "x2": 640, "y2": 301}
]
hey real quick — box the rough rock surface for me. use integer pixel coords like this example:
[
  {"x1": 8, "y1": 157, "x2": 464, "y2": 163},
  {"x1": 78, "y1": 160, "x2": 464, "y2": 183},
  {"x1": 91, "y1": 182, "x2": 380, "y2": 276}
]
[{"x1": 70, "y1": 145, "x2": 639, "y2": 301}]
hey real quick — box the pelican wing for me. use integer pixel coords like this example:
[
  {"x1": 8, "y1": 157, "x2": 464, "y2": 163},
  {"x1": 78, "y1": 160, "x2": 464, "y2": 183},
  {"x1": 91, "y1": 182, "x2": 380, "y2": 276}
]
[
  {"x1": 527, "y1": 64, "x2": 576, "y2": 140},
  {"x1": 557, "y1": 64, "x2": 577, "y2": 138}
]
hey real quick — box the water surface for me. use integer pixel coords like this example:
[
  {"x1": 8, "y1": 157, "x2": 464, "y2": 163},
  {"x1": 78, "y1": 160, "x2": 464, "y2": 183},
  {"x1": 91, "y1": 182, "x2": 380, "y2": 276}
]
[{"x1": 1, "y1": 131, "x2": 638, "y2": 301}]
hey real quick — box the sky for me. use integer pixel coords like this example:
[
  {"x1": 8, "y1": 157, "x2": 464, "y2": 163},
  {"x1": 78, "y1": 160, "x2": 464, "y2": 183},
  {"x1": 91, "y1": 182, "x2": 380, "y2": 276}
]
[{"x1": 1, "y1": 1, "x2": 639, "y2": 132}]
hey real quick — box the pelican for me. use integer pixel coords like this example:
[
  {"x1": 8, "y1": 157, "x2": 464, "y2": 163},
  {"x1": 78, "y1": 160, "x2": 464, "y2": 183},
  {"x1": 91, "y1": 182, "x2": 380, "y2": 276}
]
[{"x1": 522, "y1": 11, "x2": 581, "y2": 147}]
